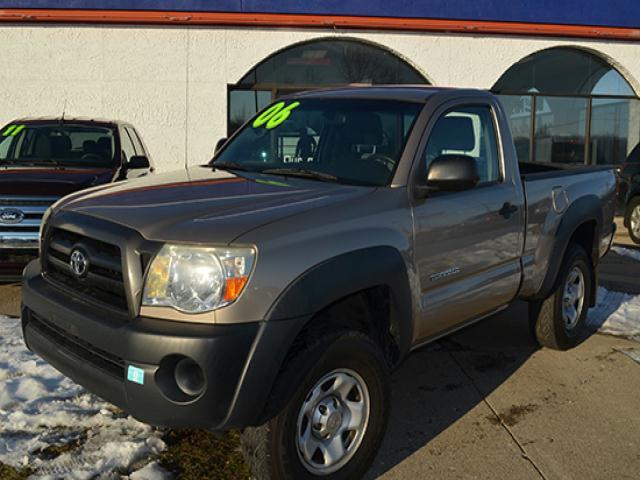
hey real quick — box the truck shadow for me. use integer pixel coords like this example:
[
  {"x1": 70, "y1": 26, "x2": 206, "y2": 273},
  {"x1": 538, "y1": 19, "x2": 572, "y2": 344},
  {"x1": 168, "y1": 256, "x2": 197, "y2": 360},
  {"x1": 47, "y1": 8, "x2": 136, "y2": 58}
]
[{"x1": 367, "y1": 301, "x2": 556, "y2": 478}]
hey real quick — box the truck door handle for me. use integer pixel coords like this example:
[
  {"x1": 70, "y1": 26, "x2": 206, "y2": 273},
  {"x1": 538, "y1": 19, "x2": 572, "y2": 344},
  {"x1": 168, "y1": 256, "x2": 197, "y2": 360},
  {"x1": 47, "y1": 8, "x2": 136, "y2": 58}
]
[{"x1": 499, "y1": 202, "x2": 518, "y2": 219}]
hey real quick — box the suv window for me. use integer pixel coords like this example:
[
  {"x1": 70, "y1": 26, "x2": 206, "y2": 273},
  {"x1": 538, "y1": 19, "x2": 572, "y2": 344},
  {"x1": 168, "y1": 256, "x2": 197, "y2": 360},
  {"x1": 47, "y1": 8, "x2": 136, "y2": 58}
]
[
  {"x1": 424, "y1": 106, "x2": 500, "y2": 184},
  {"x1": 120, "y1": 127, "x2": 136, "y2": 163},
  {"x1": 0, "y1": 123, "x2": 116, "y2": 168},
  {"x1": 125, "y1": 127, "x2": 145, "y2": 156}
]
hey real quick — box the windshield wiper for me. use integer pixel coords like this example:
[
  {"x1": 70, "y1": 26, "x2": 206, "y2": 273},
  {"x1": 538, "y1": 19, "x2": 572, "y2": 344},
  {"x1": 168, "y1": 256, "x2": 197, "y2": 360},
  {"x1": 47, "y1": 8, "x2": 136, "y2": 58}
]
[
  {"x1": 212, "y1": 161, "x2": 253, "y2": 172},
  {"x1": 0, "y1": 158, "x2": 62, "y2": 168},
  {"x1": 261, "y1": 168, "x2": 338, "y2": 183},
  {"x1": 36, "y1": 157, "x2": 62, "y2": 168}
]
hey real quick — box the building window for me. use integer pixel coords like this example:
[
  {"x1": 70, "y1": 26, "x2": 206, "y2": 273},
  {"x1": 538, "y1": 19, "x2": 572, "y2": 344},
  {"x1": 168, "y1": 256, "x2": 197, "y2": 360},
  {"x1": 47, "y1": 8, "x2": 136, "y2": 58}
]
[
  {"x1": 534, "y1": 97, "x2": 588, "y2": 164},
  {"x1": 494, "y1": 47, "x2": 639, "y2": 166},
  {"x1": 227, "y1": 39, "x2": 428, "y2": 135}
]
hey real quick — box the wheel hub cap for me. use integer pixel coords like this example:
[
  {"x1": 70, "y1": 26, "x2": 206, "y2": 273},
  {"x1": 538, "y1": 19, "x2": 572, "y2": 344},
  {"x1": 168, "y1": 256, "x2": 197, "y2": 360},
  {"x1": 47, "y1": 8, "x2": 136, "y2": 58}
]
[
  {"x1": 296, "y1": 369, "x2": 370, "y2": 475},
  {"x1": 563, "y1": 266, "x2": 585, "y2": 330},
  {"x1": 312, "y1": 396, "x2": 343, "y2": 438}
]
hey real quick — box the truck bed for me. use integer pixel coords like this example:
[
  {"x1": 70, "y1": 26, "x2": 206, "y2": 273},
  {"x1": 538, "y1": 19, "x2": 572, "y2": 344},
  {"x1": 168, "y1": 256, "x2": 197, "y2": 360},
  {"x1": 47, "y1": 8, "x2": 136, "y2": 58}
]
[
  {"x1": 519, "y1": 161, "x2": 614, "y2": 180},
  {"x1": 518, "y1": 161, "x2": 617, "y2": 299}
]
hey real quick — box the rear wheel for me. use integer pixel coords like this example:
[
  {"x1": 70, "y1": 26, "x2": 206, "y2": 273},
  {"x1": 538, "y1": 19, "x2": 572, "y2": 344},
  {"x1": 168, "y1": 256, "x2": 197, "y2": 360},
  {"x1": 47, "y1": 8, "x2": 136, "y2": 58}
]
[
  {"x1": 529, "y1": 244, "x2": 593, "y2": 350},
  {"x1": 240, "y1": 331, "x2": 390, "y2": 480},
  {"x1": 625, "y1": 197, "x2": 640, "y2": 244}
]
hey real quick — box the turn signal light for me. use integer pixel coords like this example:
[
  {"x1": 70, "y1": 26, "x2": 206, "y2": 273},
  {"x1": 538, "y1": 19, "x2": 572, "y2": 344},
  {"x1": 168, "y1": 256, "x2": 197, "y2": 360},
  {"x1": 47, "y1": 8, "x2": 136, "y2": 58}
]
[{"x1": 223, "y1": 276, "x2": 249, "y2": 302}]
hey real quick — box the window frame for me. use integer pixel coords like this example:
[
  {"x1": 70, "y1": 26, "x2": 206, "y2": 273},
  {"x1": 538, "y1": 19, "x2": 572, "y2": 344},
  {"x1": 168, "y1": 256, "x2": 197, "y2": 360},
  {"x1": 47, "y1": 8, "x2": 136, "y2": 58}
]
[
  {"x1": 124, "y1": 126, "x2": 144, "y2": 156},
  {"x1": 497, "y1": 91, "x2": 640, "y2": 166},
  {"x1": 118, "y1": 125, "x2": 136, "y2": 164},
  {"x1": 412, "y1": 100, "x2": 506, "y2": 194}
]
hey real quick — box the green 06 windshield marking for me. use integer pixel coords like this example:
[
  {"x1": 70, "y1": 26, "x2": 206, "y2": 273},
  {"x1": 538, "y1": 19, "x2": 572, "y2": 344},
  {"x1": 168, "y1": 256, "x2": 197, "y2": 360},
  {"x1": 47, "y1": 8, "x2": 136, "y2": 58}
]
[
  {"x1": 2, "y1": 124, "x2": 25, "y2": 136},
  {"x1": 252, "y1": 101, "x2": 300, "y2": 130}
]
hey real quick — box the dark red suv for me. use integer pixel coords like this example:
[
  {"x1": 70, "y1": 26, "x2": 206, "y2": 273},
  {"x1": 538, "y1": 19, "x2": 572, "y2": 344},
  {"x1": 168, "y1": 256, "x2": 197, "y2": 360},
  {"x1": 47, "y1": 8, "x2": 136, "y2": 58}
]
[{"x1": 0, "y1": 118, "x2": 154, "y2": 281}]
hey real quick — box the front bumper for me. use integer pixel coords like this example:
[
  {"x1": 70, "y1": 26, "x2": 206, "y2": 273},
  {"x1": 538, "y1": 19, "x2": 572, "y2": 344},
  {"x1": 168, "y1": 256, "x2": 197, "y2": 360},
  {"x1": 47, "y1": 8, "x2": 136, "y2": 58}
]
[
  {"x1": 21, "y1": 260, "x2": 304, "y2": 430},
  {"x1": 0, "y1": 249, "x2": 37, "y2": 282}
]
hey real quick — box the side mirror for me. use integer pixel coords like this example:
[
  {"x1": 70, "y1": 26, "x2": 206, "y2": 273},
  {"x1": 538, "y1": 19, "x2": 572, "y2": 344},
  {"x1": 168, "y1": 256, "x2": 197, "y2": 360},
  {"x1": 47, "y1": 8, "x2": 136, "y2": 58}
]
[
  {"x1": 421, "y1": 154, "x2": 479, "y2": 195},
  {"x1": 214, "y1": 137, "x2": 228, "y2": 155},
  {"x1": 127, "y1": 155, "x2": 150, "y2": 170}
]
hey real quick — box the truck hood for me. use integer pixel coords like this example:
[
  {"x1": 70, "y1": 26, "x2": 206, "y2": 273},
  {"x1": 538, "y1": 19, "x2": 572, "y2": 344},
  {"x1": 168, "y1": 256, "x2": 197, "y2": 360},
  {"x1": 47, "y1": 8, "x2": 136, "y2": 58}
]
[
  {"x1": 0, "y1": 167, "x2": 114, "y2": 197},
  {"x1": 58, "y1": 166, "x2": 373, "y2": 244}
]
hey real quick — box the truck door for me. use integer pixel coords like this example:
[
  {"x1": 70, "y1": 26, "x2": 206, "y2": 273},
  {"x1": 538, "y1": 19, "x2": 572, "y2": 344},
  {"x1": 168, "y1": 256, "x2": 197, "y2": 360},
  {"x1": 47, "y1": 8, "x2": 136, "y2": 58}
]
[{"x1": 412, "y1": 101, "x2": 524, "y2": 341}]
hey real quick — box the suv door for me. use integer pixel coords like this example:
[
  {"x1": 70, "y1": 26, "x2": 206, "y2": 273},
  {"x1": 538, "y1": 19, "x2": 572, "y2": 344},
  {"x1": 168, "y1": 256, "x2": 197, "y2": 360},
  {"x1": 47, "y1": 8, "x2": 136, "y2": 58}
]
[{"x1": 412, "y1": 101, "x2": 523, "y2": 341}]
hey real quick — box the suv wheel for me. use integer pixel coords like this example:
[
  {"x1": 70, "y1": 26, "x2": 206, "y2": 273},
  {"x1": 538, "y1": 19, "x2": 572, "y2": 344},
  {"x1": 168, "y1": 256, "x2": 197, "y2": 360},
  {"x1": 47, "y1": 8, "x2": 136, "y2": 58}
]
[
  {"x1": 529, "y1": 244, "x2": 593, "y2": 350},
  {"x1": 626, "y1": 197, "x2": 640, "y2": 244},
  {"x1": 241, "y1": 331, "x2": 390, "y2": 480}
]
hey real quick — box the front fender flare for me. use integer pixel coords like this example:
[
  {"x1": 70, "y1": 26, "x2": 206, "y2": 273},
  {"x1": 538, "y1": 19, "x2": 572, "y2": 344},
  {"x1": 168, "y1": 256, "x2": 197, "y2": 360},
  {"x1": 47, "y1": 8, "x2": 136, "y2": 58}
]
[{"x1": 266, "y1": 246, "x2": 414, "y2": 355}]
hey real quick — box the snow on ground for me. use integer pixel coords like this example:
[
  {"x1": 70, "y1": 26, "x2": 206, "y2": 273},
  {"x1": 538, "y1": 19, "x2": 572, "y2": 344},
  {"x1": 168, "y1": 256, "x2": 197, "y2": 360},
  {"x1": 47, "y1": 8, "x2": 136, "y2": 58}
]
[
  {"x1": 587, "y1": 287, "x2": 640, "y2": 341},
  {"x1": 611, "y1": 245, "x2": 640, "y2": 262},
  {"x1": 0, "y1": 316, "x2": 171, "y2": 479}
]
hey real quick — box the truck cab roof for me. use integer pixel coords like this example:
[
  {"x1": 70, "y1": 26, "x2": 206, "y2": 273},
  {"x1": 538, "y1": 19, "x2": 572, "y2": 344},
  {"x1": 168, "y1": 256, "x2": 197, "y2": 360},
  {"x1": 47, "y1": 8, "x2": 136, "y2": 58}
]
[
  {"x1": 10, "y1": 117, "x2": 130, "y2": 128},
  {"x1": 286, "y1": 85, "x2": 492, "y2": 103}
]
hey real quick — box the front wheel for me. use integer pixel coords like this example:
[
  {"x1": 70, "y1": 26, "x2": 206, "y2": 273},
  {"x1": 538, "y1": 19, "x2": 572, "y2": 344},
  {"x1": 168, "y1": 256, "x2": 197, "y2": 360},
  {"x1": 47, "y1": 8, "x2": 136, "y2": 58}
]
[
  {"x1": 625, "y1": 197, "x2": 640, "y2": 244},
  {"x1": 529, "y1": 244, "x2": 593, "y2": 350},
  {"x1": 241, "y1": 331, "x2": 390, "y2": 480}
]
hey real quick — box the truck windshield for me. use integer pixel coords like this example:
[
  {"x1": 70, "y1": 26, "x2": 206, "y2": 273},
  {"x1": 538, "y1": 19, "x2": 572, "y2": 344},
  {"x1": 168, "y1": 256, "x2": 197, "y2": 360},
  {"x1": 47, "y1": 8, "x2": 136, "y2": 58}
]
[
  {"x1": 0, "y1": 123, "x2": 117, "y2": 168},
  {"x1": 213, "y1": 98, "x2": 423, "y2": 186}
]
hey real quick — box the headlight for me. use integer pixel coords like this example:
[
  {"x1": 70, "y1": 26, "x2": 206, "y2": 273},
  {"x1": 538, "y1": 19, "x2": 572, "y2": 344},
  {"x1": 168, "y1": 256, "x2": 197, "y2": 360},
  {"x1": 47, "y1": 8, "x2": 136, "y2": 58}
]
[{"x1": 142, "y1": 244, "x2": 256, "y2": 314}]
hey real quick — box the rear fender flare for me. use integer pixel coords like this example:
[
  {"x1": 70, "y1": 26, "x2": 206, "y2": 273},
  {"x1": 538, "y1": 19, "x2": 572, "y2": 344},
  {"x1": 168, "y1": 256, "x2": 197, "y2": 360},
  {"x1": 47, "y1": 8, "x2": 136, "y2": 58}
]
[{"x1": 534, "y1": 195, "x2": 602, "y2": 305}]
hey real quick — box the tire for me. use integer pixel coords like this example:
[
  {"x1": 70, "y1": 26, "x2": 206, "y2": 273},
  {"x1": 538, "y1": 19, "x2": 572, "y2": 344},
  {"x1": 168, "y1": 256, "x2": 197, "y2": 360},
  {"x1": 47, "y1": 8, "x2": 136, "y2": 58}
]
[
  {"x1": 528, "y1": 244, "x2": 593, "y2": 350},
  {"x1": 240, "y1": 331, "x2": 390, "y2": 480},
  {"x1": 625, "y1": 197, "x2": 640, "y2": 244}
]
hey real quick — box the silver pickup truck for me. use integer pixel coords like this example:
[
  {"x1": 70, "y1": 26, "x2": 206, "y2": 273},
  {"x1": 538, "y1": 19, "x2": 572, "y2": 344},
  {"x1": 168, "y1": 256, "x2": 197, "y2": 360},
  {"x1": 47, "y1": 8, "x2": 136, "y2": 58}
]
[{"x1": 21, "y1": 87, "x2": 616, "y2": 480}]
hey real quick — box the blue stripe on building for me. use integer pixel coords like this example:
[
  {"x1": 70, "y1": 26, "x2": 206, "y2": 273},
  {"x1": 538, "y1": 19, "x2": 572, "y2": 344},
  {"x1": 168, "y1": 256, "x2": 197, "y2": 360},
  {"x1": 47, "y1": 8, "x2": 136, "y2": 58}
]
[{"x1": 0, "y1": 0, "x2": 639, "y2": 29}]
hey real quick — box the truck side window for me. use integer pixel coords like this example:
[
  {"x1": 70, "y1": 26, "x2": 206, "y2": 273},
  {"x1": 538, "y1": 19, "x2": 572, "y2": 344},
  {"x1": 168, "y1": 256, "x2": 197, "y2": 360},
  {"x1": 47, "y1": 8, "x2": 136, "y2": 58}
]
[{"x1": 424, "y1": 106, "x2": 500, "y2": 185}]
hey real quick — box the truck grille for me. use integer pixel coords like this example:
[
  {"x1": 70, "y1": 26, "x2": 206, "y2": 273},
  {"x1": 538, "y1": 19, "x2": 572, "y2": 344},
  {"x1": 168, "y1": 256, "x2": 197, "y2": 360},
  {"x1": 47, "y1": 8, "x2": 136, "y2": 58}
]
[
  {"x1": 0, "y1": 197, "x2": 57, "y2": 249},
  {"x1": 43, "y1": 228, "x2": 128, "y2": 313}
]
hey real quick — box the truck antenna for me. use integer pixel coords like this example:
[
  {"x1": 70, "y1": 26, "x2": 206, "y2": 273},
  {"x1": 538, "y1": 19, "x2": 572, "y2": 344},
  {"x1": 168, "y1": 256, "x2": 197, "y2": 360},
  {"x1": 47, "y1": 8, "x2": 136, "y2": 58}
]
[{"x1": 61, "y1": 99, "x2": 67, "y2": 122}]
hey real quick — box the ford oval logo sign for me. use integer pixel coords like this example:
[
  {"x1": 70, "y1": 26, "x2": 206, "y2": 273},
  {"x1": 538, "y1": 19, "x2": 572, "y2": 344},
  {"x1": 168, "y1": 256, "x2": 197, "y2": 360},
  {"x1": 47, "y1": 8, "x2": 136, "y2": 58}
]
[
  {"x1": 70, "y1": 248, "x2": 90, "y2": 278},
  {"x1": 0, "y1": 208, "x2": 25, "y2": 224}
]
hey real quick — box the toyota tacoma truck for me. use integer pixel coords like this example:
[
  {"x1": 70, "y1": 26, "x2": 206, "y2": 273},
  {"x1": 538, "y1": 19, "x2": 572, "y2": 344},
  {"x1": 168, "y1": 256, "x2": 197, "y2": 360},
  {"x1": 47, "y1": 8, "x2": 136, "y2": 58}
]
[
  {"x1": 21, "y1": 87, "x2": 616, "y2": 479},
  {"x1": 0, "y1": 117, "x2": 154, "y2": 281}
]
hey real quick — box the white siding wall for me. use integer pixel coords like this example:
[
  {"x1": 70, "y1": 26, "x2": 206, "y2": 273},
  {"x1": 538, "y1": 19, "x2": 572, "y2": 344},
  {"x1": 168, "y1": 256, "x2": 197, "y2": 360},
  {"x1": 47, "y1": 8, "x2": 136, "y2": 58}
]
[{"x1": 1, "y1": 25, "x2": 638, "y2": 172}]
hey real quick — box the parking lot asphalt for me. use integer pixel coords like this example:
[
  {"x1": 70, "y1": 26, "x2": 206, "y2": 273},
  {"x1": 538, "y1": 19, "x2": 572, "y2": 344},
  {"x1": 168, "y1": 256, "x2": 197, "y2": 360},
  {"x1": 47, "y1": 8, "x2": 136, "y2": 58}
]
[{"x1": 1, "y1": 243, "x2": 639, "y2": 479}]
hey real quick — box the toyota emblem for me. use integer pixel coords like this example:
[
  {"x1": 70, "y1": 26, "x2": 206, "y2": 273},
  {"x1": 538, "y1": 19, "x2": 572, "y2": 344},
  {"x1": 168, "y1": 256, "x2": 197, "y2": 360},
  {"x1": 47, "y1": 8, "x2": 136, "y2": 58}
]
[
  {"x1": 0, "y1": 208, "x2": 24, "y2": 224},
  {"x1": 70, "y1": 248, "x2": 89, "y2": 278}
]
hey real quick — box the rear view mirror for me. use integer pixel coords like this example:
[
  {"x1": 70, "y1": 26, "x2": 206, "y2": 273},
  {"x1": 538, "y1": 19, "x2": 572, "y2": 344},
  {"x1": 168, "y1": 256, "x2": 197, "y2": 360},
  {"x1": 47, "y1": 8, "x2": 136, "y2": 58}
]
[
  {"x1": 214, "y1": 137, "x2": 228, "y2": 155},
  {"x1": 127, "y1": 155, "x2": 150, "y2": 170},
  {"x1": 425, "y1": 154, "x2": 479, "y2": 192}
]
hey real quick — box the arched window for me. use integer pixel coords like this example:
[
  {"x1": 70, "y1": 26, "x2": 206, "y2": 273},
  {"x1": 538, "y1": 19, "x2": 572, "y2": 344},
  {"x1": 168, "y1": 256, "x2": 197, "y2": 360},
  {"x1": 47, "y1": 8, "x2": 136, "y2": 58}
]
[
  {"x1": 228, "y1": 39, "x2": 429, "y2": 134},
  {"x1": 493, "y1": 47, "x2": 639, "y2": 166}
]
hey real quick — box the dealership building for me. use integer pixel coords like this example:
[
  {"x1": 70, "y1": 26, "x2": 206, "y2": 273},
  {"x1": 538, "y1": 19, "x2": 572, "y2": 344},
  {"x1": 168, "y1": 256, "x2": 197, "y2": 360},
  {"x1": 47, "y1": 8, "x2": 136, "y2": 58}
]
[{"x1": 0, "y1": 1, "x2": 639, "y2": 172}]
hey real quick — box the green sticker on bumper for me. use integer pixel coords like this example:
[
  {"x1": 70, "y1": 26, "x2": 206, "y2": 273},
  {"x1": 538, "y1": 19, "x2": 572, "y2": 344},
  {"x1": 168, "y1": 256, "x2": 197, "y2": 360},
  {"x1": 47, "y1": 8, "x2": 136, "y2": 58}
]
[{"x1": 127, "y1": 365, "x2": 145, "y2": 385}]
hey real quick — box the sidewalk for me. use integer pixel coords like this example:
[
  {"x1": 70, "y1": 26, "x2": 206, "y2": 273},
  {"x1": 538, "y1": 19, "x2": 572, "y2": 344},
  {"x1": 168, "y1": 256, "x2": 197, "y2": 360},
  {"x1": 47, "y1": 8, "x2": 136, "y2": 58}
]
[{"x1": 371, "y1": 301, "x2": 640, "y2": 480}]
